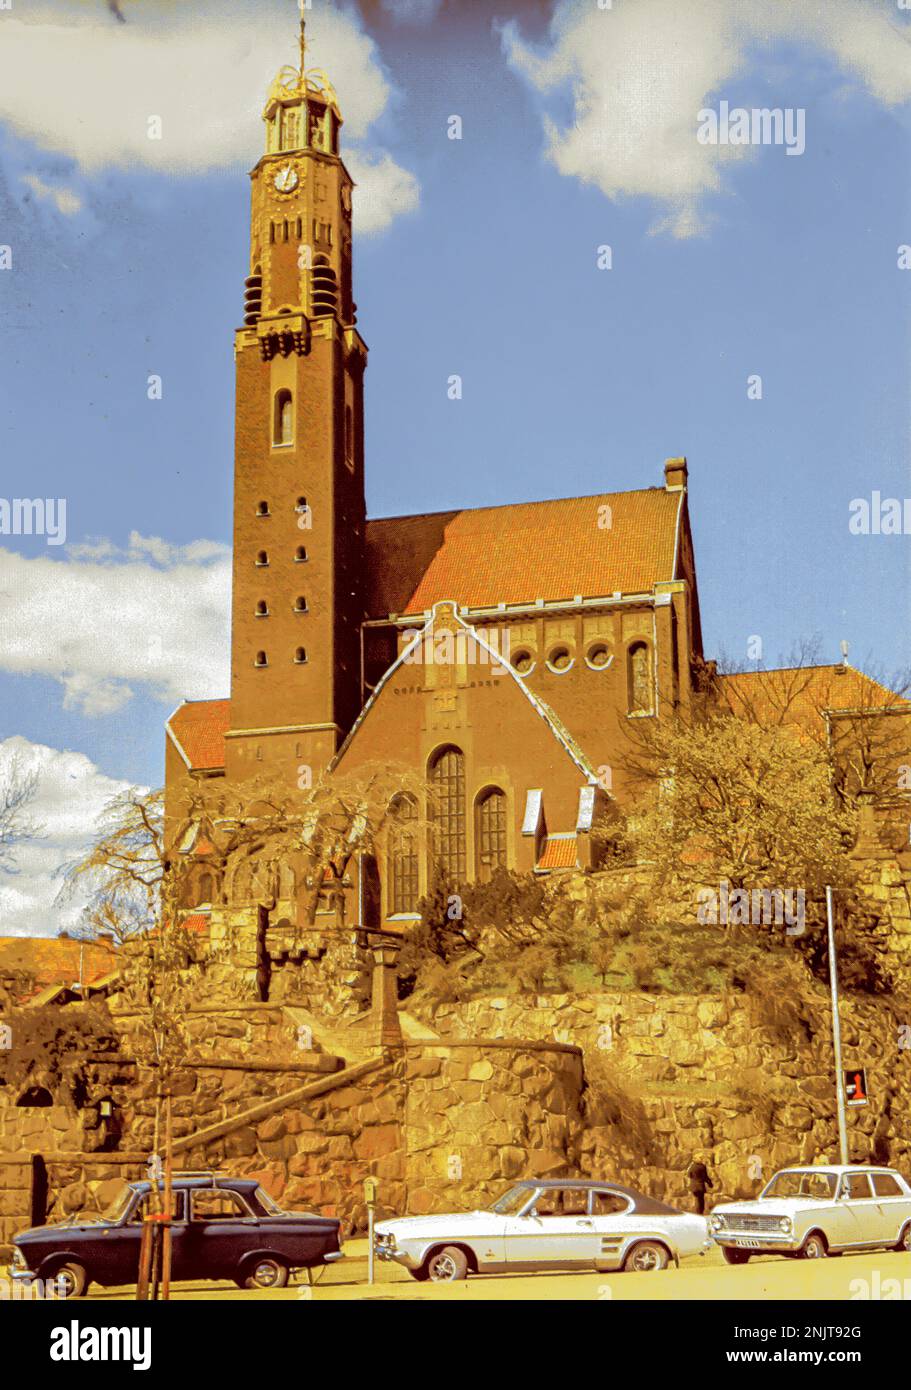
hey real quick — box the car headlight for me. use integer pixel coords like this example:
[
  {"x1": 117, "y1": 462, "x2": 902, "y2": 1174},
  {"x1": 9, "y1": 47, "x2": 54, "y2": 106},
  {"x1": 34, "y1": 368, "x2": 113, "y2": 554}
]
[
  {"x1": 710, "y1": 1215, "x2": 724, "y2": 1232},
  {"x1": 778, "y1": 1217, "x2": 792, "y2": 1234},
  {"x1": 375, "y1": 1232, "x2": 396, "y2": 1250}
]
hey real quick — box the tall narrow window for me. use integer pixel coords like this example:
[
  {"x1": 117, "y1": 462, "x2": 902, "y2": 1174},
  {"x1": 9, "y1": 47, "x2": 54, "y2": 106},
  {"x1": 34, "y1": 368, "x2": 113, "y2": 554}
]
[
  {"x1": 274, "y1": 390, "x2": 293, "y2": 446},
  {"x1": 255, "y1": 651, "x2": 267, "y2": 668},
  {"x1": 476, "y1": 788, "x2": 507, "y2": 882},
  {"x1": 429, "y1": 746, "x2": 466, "y2": 884},
  {"x1": 256, "y1": 600, "x2": 269, "y2": 617},
  {"x1": 294, "y1": 595, "x2": 308, "y2": 613},
  {"x1": 627, "y1": 641, "x2": 653, "y2": 715},
  {"x1": 345, "y1": 403, "x2": 355, "y2": 469},
  {"x1": 294, "y1": 647, "x2": 308, "y2": 665},
  {"x1": 388, "y1": 793, "x2": 419, "y2": 915}
]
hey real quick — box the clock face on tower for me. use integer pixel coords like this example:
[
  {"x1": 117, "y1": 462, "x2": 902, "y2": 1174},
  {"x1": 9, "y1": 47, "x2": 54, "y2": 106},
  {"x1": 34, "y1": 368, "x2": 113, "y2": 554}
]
[{"x1": 273, "y1": 163, "x2": 299, "y2": 194}]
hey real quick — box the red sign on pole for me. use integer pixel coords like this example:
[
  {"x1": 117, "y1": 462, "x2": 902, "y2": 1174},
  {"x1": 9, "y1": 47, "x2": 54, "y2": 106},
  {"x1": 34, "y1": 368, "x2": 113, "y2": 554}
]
[{"x1": 844, "y1": 1069, "x2": 868, "y2": 1106}]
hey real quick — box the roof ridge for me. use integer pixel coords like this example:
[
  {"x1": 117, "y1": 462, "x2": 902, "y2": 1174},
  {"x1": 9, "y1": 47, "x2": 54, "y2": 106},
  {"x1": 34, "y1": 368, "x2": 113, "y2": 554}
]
[{"x1": 366, "y1": 486, "x2": 669, "y2": 527}]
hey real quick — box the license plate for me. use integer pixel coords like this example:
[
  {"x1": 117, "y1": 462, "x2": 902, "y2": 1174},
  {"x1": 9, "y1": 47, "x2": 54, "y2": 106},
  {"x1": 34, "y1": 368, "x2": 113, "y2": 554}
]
[{"x1": 736, "y1": 1238, "x2": 761, "y2": 1248}]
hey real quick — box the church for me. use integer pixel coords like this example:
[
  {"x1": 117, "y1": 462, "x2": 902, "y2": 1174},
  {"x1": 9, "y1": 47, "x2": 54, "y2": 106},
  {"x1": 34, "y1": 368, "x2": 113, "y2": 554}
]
[{"x1": 162, "y1": 26, "x2": 900, "y2": 946}]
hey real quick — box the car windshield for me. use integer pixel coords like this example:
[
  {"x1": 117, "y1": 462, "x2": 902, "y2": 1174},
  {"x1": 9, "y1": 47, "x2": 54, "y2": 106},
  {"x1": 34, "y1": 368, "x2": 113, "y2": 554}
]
[
  {"x1": 103, "y1": 1186, "x2": 137, "y2": 1222},
  {"x1": 488, "y1": 1186, "x2": 534, "y2": 1215},
  {"x1": 762, "y1": 1170, "x2": 838, "y2": 1200}
]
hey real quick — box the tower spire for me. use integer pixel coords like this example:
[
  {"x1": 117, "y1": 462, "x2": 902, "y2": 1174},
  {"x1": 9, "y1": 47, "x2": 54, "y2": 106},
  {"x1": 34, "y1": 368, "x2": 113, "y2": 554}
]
[{"x1": 299, "y1": 15, "x2": 307, "y2": 88}]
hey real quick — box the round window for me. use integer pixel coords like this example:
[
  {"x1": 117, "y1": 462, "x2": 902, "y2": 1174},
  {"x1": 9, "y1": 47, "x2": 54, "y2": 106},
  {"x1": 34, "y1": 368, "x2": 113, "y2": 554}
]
[
  {"x1": 512, "y1": 649, "x2": 535, "y2": 675},
  {"x1": 586, "y1": 642, "x2": 612, "y2": 670},
  {"x1": 547, "y1": 645, "x2": 573, "y2": 673}
]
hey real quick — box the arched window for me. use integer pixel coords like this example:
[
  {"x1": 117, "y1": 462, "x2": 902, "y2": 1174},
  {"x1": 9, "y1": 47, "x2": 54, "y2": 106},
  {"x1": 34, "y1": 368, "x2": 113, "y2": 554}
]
[
  {"x1": 429, "y1": 746, "x2": 466, "y2": 884},
  {"x1": 627, "y1": 641, "x2": 653, "y2": 715},
  {"x1": 196, "y1": 871, "x2": 214, "y2": 906},
  {"x1": 256, "y1": 600, "x2": 269, "y2": 617},
  {"x1": 294, "y1": 595, "x2": 308, "y2": 613},
  {"x1": 255, "y1": 651, "x2": 268, "y2": 668},
  {"x1": 476, "y1": 788, "x2": 507, "y2": 882},
  {"x1": 388, "y1": 793, "x2": 419, "y2": 915},
  {"x1": 274, "y1": 390, "x2": 293, "y2": 446},
  {"x1": 256, "y1": 550, "x2": 269, "y2": 567},
  {"x1": 294, "y1": 647, "x2": 308, "y2": 664},
  {"x1": 295, "y1": 546, "x2": 308, "y2": 563},
  {"x1": 257, "y1": 500, "x2": 270, "y2": 516}
]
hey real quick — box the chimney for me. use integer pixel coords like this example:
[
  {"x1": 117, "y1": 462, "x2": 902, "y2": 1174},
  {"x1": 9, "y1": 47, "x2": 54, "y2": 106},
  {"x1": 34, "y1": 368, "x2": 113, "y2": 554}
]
[{"x1": 664, "y1": 456, "x2": 688, "y2": 491}]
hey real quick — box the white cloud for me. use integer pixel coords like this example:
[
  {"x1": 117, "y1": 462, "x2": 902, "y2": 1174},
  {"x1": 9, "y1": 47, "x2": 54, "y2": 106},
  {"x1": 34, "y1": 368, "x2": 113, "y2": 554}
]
[
  {"x1": 0, "y1": 1, "x2": 417, "y2": 234},
  {"x1": 347, "y1": 150, "x2": 421, "y2": 235},
  {"x1": 0, "y1": 534, "x2": 230, "y2": 717},
  {"x1": 0, "y1": 736, "x2": 139, "y2": 938},
  {"x1": 502, "y1": 0, "x2": 911, "y2": 238}
]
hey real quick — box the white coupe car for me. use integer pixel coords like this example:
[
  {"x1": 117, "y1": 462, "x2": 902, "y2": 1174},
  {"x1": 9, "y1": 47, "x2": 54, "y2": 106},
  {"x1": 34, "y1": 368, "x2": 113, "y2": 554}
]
[
  {"x1": 374, "y1": 1180, "x2": 710, "y2": 1282},
  {"x1": 710, "y1": 1164, "x2": 911, "y2": 1263}
]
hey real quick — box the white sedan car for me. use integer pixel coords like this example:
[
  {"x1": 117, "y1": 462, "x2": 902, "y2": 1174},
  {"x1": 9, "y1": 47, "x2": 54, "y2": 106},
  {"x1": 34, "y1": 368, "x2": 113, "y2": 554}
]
[
  {"x1": 710, "y1": 1164, "x2": 911, "y2": 1263},
  {"x1": 374, "y1": 1180, "x2": 710, "y2": 1282}
]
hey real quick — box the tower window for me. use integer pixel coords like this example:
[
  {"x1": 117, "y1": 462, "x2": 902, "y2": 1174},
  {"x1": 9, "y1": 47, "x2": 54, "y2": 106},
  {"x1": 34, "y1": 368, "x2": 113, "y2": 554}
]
[
  {"x1": 255, "y1": 651, "x2": 268, "y2": 668},
  {"x1": 257, "y1": 500, "x2": 270, "y2": 516},
  {"x1": 274, "y1": 390, "x2": 293, "y2": 447},
  {"x1": 256, "y1": 601, "x2": 269, "y2": 617},
  {"x1": 256, "y1": 551, "x2": 269, "y2": 567},
  {"x1": 294, "y1": 596, "x2": 308, "y2": 613},
  {"x1": 294, "y1": 647, "x2": 308, "y2": 665},
  {"x1": 295, "y1": 546, "x2": 308, "y2": 563}
]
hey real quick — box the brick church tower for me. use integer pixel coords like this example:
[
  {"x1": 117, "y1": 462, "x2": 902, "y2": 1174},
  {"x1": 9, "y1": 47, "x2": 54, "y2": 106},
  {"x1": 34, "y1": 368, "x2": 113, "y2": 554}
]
[{"x1": 226, "y1": 21, "x2": 367, "y2": 790}]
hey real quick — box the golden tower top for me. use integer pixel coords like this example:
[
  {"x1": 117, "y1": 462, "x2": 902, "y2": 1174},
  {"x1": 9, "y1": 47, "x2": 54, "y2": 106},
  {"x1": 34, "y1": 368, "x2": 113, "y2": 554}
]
[{"x1": 262, "y1": 16, "x2": 342, "y2": 153}]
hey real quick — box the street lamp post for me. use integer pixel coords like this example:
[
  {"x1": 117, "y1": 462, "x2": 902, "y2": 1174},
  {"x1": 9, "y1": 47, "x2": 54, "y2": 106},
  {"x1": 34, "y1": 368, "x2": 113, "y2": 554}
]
[{"x1": 826, "y1": 886, "x2": 849, "y2": 1165}]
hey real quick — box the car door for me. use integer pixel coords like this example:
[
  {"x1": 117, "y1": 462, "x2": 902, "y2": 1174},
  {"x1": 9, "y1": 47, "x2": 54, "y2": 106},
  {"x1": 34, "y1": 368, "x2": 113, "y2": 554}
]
[
  {"x1": 588, "y1": 1188, "x2": 637, "y2": 1269},
  {"x1": 183, "y1": 1186, "x2": 258, "y2": 1281},
  {"x1": 868, "y1": 1172, "x2": 911, "y2": 1246},
  {"x1": 504, "y1": 1187, "x2": 603, "y2": 1270},
  {"x1": 98, "y1": 1188, "x2": 184, "y2": 1286},
  {"x1": 835, "y1": 1172, "x2": 889, "y2": 1247}
]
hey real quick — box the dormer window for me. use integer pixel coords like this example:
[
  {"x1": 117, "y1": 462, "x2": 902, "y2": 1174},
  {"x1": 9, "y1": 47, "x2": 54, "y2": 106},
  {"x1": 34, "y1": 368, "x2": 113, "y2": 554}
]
[{"x1": 274, "y1": 390, "x2": 293, "y2": 447}]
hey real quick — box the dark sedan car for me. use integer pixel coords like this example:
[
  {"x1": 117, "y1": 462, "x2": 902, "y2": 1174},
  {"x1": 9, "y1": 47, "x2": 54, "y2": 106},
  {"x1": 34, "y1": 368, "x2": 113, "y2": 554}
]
[{"x1": 9, "y1": 1173, "x2": 342, "y2": 1296}]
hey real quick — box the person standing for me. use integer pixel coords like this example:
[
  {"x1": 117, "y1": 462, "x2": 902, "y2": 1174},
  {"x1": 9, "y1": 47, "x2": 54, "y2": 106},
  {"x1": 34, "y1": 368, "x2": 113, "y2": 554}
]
[{"x1": 686, "y1": 1158, "x2": 714, "y2": 1215}]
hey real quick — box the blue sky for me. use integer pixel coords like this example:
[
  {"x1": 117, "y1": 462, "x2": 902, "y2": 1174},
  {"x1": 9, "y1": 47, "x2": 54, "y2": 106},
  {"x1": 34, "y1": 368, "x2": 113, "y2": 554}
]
[{"x1": 0, "y1": 0, "x2": 909, "y2": 933}]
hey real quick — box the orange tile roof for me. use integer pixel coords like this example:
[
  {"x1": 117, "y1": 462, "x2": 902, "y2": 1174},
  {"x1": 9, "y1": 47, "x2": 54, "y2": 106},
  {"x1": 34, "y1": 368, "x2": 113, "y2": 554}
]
[
  {"x1": 0, "y1": 936, "x2": 117, "y2": 998},
  {"x1": 718, "y1": 664, "x2": 908, "y2": 731},
  {"x1": 365, "y1": 488, "x2": 682, "y2": 617},
  {"x1": 536, "y1": 835, "x2": 580, "y2": 872},
  {"x1": 168, "y1": 698, "x2": 231, "y2": 771},
  {"x1": 181, "y1": 913, "x2": 210, "y2": 934}
]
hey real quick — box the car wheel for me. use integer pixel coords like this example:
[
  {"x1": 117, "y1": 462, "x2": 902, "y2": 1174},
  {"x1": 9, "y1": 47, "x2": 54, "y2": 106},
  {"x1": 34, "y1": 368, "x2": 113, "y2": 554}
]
[
  {"x1": 52, "y1": 1261, "x2": 88, "y2": 1299},
  {"x1": 799, "y1": 1232, "x2": 828, "y2": 1260},
  {"x1": 722, "y1": 1247, "x2": 751, "y2": 1266},
  {"x1": 623, "y1": 1241, "x2": 670, "y2": 1273},
  {"x1": 243, "y1": 1256, "x2": 289, "y2": 1290},
  {"x1": 894, "y1": 1223, "x2": 911, "y2": 1254},
  {"x1": 425, "y1": 1246, "x2": 469, "y2": 1282}
]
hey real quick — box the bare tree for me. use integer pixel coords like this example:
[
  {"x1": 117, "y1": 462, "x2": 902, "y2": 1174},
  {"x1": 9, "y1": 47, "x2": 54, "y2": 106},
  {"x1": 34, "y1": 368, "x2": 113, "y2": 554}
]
[{"x1": 0, "y1": 754, "x2": 42, "y2": 873}]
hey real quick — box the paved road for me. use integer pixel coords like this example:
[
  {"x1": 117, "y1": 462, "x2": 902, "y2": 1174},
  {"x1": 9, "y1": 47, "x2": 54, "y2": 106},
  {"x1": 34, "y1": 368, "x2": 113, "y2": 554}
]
[{"x1": 84, "y1": 1241, "x2": 911, "y2": 1301}]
